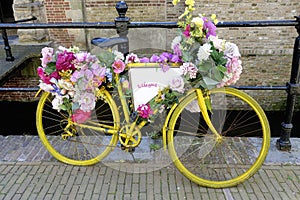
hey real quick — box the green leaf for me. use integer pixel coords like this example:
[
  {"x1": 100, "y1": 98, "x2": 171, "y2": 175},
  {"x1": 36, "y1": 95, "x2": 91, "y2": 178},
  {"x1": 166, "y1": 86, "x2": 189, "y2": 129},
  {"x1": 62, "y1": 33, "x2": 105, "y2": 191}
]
[
  {"x1": 217, "y1": 65, "x2": 227, "y2": 73},
  {"x1": 182, "y1": 51, "x2": 193, "y2": 62},
  {"x1": 98, "y1": 51, "x2": 115, "y2": 66},
  {"x1": 44, "y1": 62, "x2": 56, "y2": 74},
  {"x1": 198, "y1": 60, "x2": 214, "y2": 72},
  {"x1": 205, "y1": 98, "x2": 212, "y2": 113},
  {"x1": 203, "y1": 77, "x2": 219, "y2": 89},
  {"x1": 211, "y1": 67, "x2": 223, "y2": 82}
]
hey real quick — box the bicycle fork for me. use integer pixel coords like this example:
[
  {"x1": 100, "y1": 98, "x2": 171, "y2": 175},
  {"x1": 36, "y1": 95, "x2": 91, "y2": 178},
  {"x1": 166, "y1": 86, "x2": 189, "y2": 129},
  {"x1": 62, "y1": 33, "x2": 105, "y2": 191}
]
[
  {"x1": 162, "y1": 89, "x2": 223, "y2": 150},
  {"x1": 195, "y1": 89, "x2": 222, "y2": 142}
]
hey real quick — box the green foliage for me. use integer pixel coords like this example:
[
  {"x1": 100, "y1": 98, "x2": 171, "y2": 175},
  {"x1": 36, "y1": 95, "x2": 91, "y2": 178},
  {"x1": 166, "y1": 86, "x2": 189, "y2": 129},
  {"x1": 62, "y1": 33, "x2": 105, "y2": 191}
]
[{"x1": 44, "y1": 62, "x2": 56, "y2": 74}]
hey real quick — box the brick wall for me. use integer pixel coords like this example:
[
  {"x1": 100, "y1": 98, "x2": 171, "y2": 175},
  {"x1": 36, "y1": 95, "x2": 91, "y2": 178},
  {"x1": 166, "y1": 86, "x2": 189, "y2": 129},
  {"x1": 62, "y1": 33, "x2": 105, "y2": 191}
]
[
  {"x1": 44, "y1": 0, "x2": 75, "y2": 47},
  {"x1": 0, "y1": 57, "x2": 40, "y2": 102}
]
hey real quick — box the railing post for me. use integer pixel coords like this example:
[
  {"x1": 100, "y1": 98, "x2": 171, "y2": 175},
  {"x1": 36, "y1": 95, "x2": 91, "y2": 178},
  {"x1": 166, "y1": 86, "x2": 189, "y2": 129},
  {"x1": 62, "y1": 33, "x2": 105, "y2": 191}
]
[
  {"x1": 277, "y1": 16, "x2": 300, "y2": 151},
  {"x1": 0, "y1": 1, "x2": 14, "y2": 61},
  {"x1": 115, "y1": 1, "x2": 130, "y2": 55}
]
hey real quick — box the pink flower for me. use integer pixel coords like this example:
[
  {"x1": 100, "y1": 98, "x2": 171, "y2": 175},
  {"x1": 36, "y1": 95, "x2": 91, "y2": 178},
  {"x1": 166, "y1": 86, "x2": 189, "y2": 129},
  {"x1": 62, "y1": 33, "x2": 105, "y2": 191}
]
[
  {"x1": 71, "y1": 109, "x2": 92, "y2": 124},
  {"x1": 41, "y1": 47, "x2": 54, "y2": 67},
  {"x1": 137, "y1": 104, "x2": 153, "y2": 118},
  {"x1": 125, "y1": 53, "x2": 140, "y2": 64},
  {"x1": 180, "y1": 62, "x2": 198, "y2": 79},
  {"x1": 37, "y1": 67, "x2": 51, "y2": 84},
  {"x1": 75, "y1": 52, "x2": 89, "y2": 63},
  {"x1": 183, "y1": 24, "x2": 191, "y2": 38},
  {"x1": 56, "y1": 51, "x2": 76, "y2": 71},
  {"x1": 112, "y1": 59, "x2": 126, "y2": 74}
]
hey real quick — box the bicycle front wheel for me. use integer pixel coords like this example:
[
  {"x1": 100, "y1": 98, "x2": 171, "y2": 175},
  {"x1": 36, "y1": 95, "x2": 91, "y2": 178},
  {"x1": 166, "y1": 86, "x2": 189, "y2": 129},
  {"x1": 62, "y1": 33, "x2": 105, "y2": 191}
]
[
  {"x1": 167, "y1": 87, "x2": 270, "y2": 188},
  {"x1": 36, "y1": 90, "x2": 120, "y2": 166}
]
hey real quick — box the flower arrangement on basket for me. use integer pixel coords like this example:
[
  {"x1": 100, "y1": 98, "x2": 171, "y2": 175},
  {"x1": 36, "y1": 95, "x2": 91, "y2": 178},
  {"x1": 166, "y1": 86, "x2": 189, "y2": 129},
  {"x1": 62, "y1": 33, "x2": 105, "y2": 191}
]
[{"x1": 37, "y1": 0, "x2": 242, "y2": 123}]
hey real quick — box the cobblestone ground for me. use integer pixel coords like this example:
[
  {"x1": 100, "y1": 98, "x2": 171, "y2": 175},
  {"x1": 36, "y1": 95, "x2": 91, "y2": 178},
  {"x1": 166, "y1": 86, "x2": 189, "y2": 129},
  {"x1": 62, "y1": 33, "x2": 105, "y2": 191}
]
[{"x1": 0, "y1": 136, "x2": 299, "y2": 200}]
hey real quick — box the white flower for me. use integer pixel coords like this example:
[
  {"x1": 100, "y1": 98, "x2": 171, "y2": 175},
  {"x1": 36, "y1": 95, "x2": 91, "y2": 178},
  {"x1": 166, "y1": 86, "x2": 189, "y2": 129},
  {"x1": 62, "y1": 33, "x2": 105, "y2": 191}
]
[
  {"x1": 125, "y1": 53, "x2": 140, "y2": 64},
  {"x1": 171, "y1": 36, "x2": 182, "y2": 50},
  {"x1": 191, "y1": 17, "x2": 204, "y2": 28},
  {"x1": 208, "y1": 36, "x2": 225, "y2": 51},
  {"x1": 113, "y1": 50, "x2": 125, "y2": 61},
  {"x1": 197, "y1": 43, "x2": 212, "y2": 62},
  {"x1": 224, "y1": 42, "x2": 241, "y2": 58},
  {"x1": 169, "y1": 76, "x2": 185, "y2": 93},
  {"x1": 38, "y1": 82, "x2": 54, "y2": 92},
  {"x1": 52, "y1": 95, "x2": 64, "y2": 111},
  {"x1": 58, "y1": 79, "x2": 74, "y2": 91},
  {"x1": 78, "y1": 92, "x2": 96, "y2": 112},
  {"x1": 58, "y1": 46, "x2": 67, "y2": 52}
]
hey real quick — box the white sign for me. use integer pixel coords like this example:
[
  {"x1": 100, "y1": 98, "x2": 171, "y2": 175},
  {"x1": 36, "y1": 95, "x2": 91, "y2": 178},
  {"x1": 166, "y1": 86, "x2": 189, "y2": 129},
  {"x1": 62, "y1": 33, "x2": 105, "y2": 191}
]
[{"x1": 129, "y1": 67, "x2": 182, "y2": 110}]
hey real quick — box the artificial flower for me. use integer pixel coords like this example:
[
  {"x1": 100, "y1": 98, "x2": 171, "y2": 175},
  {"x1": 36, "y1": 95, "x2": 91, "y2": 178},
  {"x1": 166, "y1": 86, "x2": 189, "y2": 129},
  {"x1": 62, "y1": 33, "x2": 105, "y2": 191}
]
[
  {"x1": 125, "y1": 53, "x2": 140, "y2": 64},
  {"x1": 137, "y1": 104, "x2": 153, "y2": 118},
  {"x1": 56, "y1": 50, "x2": 76, "y2": 71},
  {"x1": 112, "y1": 59, "x2": 126, "y2": 74},
  {"x1": 71, "y1": 109, "x2": 92, "y2": 124},
  {"x1": 197, "y1": 43, "x2": 212, "y2": 62},
  {"x1": 169, "y1": 76, "x2": 185, "y2": 93}
]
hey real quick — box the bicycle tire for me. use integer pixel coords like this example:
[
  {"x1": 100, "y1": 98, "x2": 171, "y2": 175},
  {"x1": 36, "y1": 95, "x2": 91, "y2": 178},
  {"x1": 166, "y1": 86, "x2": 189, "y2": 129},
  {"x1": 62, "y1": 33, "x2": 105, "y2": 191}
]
[
  {"x1": 167, "y1": 87, "x2": 270, "y2": 188},
  {"x1": 36, "y1": 90, "x2": 120, "y2": 166}
]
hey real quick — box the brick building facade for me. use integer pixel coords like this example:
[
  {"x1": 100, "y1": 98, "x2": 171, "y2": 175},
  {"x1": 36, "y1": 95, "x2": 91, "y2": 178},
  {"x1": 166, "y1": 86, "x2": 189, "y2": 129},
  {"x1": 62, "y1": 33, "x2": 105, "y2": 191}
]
[{"x1": 1, "y1": 0, "x2": 300, "y2": 110}]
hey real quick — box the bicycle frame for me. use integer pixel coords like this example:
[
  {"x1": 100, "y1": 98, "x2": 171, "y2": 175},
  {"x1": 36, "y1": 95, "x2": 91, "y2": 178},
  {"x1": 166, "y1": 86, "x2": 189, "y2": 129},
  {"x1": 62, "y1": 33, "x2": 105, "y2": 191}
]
[{"x1": 37, "y1": 67, "x2": 221, "y2": 150}]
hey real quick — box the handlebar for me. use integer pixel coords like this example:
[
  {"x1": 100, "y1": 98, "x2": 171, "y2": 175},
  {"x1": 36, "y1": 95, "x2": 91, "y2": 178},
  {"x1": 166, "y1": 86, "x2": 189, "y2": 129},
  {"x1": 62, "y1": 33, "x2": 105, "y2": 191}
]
[{"x1": 91, "y1": 37, "x2": 128, "y2": 48}]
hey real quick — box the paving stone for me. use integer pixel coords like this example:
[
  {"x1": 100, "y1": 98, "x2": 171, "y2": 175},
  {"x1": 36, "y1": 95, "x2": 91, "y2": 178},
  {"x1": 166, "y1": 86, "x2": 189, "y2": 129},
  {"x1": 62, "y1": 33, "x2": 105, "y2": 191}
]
[{"x1": 0, "y1": 136, "x2": 300, "y2": 199}]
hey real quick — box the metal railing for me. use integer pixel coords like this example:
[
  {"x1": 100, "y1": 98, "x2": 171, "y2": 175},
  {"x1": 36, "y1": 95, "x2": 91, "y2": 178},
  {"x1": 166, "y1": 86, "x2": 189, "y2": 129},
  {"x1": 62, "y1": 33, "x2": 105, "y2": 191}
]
[{"x1": 0, "y1": 1, "x2": 299, "y2": 150}]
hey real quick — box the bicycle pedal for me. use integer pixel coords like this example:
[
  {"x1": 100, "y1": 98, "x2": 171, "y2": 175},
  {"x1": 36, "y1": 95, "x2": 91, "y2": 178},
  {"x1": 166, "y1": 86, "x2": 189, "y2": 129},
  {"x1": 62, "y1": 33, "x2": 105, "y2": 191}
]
[{"x1": 121, "y1": 145, "x2": 135, "y2": 152}]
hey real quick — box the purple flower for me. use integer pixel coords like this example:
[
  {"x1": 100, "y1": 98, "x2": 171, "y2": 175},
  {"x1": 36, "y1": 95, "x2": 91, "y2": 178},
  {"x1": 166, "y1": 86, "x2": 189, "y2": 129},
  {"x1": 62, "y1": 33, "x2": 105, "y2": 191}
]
[
  {"x1": 140, "y1": 57, "x2": 150, "y2": 63},
  {"x1": 160, "y1": 52, "x2": 173, "y2": 62},
  {"x1": 204, "y1": 21, "x2": 217, "y2": 38},
  {"x1": 173, "y1": 44, "x2": 182, "y2": 57},
  {"x1": 150, "y1": 54, "x2": 161, "y2": 63},
  {"x1": 160, "y1": 63, "x2": 170, "y2": 72},
  {"x1": 170, "y1": 54, "x2": 181, "y2": 63}
]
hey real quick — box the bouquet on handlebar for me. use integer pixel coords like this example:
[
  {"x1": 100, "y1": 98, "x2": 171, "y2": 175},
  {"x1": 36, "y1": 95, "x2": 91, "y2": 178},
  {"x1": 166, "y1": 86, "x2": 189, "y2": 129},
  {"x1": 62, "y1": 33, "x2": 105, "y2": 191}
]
[
  {"x1": 170, "y1": 0, "x2": 242, "y2": 89},
  {"x1": 37, "y1": 0, "x2": 242, "y2": 123}
]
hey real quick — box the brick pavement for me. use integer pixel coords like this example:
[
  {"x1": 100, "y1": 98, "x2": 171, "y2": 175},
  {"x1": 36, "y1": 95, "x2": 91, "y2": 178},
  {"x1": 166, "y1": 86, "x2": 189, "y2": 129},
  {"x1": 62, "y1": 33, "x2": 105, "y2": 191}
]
[{"x1": 0, "y1": 135, "x2": 299, "y2": 200}]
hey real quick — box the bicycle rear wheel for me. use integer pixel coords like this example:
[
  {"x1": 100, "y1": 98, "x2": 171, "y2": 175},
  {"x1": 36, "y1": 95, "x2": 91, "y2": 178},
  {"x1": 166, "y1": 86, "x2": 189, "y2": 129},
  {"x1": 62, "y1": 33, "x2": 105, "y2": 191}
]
[
  {"x1": 36, "y1": 90, "x2": 119, "y2": 166},
  {"x1": 167, "y1": 87, "x2": 270, "y2": 188}
]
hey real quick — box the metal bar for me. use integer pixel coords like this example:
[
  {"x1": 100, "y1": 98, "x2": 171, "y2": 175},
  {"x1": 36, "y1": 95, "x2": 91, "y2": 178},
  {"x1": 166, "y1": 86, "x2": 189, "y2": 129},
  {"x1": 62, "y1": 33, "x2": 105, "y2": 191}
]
[
  {"x1": 277, "y1": 16, "x2": 300, "y2": 151},
  {"x1": 231, "y1": 86, "x2": 288, "y2": 90},
  {"x1": 13, "y1": 16, "x2": 37, "y2": 23},
  {"x1": 0, "y1": 1, "x2": 14, "y2": 61},
  {"x1": 0, "y1": 19, "x2": 298, "y2": 29},
  {"x1": 0, "y1": 87, "x2": 39, "y2": 91},
  {"x1": 0, "y1": 22, "x2": 117, "y2": 29},
  {"x1": 0, "y1": 85, "x2": 288, "y2": 92}
]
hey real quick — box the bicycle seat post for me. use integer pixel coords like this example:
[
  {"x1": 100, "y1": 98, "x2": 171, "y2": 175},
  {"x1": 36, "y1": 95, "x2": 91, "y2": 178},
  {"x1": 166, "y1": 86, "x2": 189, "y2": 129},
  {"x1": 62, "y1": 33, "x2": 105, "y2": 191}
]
[{"x1": 115, "y1": 1, "x2": 130, "y2": 55}]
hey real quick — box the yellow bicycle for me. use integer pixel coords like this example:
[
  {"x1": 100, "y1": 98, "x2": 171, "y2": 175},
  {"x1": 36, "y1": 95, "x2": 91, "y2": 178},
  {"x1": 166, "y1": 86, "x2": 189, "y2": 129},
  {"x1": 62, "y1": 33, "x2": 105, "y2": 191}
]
[{"x1": 36, "y1": 63, "x2": 270, "y2": 188}]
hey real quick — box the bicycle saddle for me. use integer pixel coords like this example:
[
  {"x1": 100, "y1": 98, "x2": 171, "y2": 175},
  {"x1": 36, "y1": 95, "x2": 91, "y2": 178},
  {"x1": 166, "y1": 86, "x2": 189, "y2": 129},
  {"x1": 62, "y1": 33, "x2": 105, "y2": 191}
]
[{"x1": 91, "y1": 37, "x2": 128, "y2": 48}]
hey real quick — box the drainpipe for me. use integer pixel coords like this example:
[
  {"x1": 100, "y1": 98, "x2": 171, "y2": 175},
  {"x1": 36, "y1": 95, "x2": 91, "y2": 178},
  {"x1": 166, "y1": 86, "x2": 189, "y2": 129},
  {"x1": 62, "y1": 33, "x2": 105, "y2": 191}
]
[{"x1": 81, "y1": 0, "x2": 89, "y2": 51}]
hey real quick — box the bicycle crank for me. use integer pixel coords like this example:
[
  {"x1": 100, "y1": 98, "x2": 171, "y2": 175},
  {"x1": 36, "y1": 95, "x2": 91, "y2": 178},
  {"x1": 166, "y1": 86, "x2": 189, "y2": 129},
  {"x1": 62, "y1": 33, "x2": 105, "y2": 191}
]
[{"x1": 119, "y1": 124, "x2": 142, "y2": 148}]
